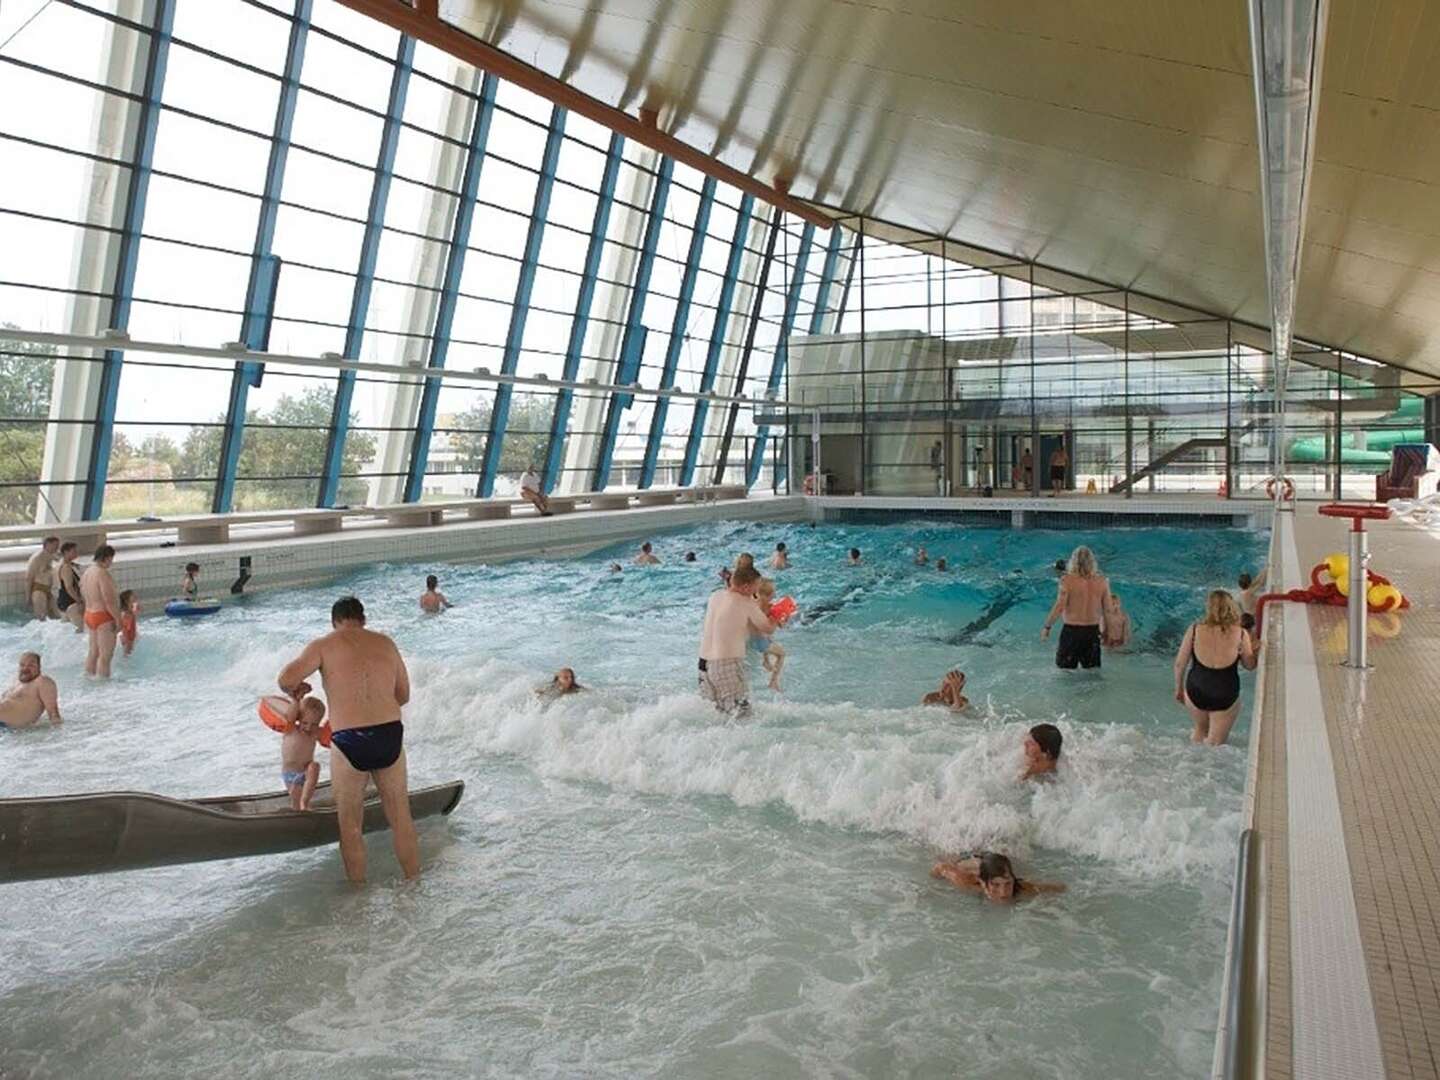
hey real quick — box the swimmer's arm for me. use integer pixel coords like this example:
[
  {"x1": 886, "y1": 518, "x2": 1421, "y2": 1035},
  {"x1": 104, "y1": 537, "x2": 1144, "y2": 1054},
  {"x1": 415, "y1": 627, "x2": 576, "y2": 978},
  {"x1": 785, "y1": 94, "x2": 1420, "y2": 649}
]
[
  {"x1": 1173, "y1": 626, "x2": 1195, "y2": 699},
  {"x1": 38, "y1": 678, "x2": 61, "y2": 724},
  {"x1": 950, "y1": 695, "x2": 969, "y2": 712},
  {"x1": 277, "y1": 642, "x2": 322, "y2": 696},
  {"x1": 1239, "y1": 629, "x2": 1258, "y2": 671},
  {"x1": 1040, "y1": 583, "x2": 1066, "y2": 638},
  {"x1": 1020, "y1": 880, "x2": 1066, "y2": 896},
  {"x1": 393, "y1": 644, "x2": 411, "y2": 707},
  {"x1": 930, "y1": 861, "x2": 980, "y2": 892}
]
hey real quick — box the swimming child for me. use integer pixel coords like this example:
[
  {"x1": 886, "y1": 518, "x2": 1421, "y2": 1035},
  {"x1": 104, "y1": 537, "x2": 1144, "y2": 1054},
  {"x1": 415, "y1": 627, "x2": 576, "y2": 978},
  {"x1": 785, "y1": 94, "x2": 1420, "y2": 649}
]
[
  {"x1": 420, "y1": 574, "x2": 451, "y2": 613},
  {"x1": 752, "y1": 578, "x2": 788, "y2": 691},
  {"x1": 847, "y1": 548, "x2": 861, "y2": 566},
  {"x1": 921, "y1": 669, "x2": 968, "y2": 711},
  {"x1": 930, "y1": 852, "x2": 1066, "y2": 904},
  {"x1": 1102, "y1": 592, "x2": 1131, "y2": 649},
  {"x1": 935, "y1": 557, "x2": 948, "y2": 572},
  {"x1": 180, "y1": 562, "x2": 200, "y2": 600},
  {"x1": 275, "y1": 684, "x2": 326, "y2": 811},
  {"x1": 537, "y1": 667, "x2": 584, "y2": 699},
  {"x1": 915, "y1": 546, "x2": 928, "y2": 566},
  {"x1": 118, "y1": 589, "x2": 139, "y2": 657}
]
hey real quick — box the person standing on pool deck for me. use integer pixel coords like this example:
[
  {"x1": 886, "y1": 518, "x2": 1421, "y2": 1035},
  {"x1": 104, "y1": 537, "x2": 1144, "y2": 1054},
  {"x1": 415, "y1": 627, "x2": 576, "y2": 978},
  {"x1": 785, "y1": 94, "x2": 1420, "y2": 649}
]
[
  {"x1": 278, "y1": 596, "x2": 418, "y2": 883},
  {"x1": 1040, "y1": 545, "x2": 1110, "y2": 670},
  {"x1": 697, "y1": 565, "x2": 776, "y2": 718},
  {"x1": 1173, "y1": 589, "x2": 1256, "y2": 746},
  {"x1": 1048, "y1": 444, "x2": 1068, "y2": 496},
  {"x1": 80, "y1": 545, "x2": 121, "y2": 678},
  {"x1": 25, "y1": 537, "x2": 59, "y2": 621},
  {"x1": 0, "y1": 652, "x2": 62, "y2": 729}
]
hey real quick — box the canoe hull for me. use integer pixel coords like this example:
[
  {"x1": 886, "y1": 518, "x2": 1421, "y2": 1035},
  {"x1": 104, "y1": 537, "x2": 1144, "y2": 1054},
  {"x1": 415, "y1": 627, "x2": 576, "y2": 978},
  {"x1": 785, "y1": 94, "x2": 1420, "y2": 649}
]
[{"x1": 0, "y1": 780, "x2": 463, "y2": 883}]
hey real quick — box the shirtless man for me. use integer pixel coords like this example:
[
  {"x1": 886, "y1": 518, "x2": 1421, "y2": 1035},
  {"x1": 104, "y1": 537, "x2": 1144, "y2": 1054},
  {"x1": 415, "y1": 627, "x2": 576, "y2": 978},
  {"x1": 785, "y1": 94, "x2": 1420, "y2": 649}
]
[
  {"x1": 278, "y1": 596, "x2": 418, "y2": 883},
  {"x1": 518, "y1": 465, "x2": 550, "y2": 516},
  {"x1": 25, "y1": 537, "x2": 59, "y2": 620},
  {"x1": 1040, "y1": 545, "x2": 1111, "y2": 670},
  {"x1": 1048, "y1": 444, "x2": 1069, "y2": 496},
  {"x1": 0, "y1": 652, "x2": 62, "y2": 730},
  {"x1": 697, "y1": 565, "x2": 776, "y2": 718},
  {"x1": 770, "y1": 542, "x2": 789, "y2": 570},
  {"x1": 79, "y1": 545, "x2": 121, "y2": 678},
  {"x1": 635, "y1": 541, "x2": 660, "y2": 565}
]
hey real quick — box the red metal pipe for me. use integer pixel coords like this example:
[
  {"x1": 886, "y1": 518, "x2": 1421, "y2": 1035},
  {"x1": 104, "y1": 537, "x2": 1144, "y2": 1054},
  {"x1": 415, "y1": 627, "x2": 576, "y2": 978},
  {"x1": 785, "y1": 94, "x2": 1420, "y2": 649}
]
[{"x1": 334, "y1": 0, "x2": 833, "y2": 229}]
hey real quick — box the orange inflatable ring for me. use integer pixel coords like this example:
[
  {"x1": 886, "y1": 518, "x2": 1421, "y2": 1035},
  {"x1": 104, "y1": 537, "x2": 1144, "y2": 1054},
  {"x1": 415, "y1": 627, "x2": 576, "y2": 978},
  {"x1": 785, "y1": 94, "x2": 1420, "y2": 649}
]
[
  {"x1": 1265, "y1": 477, "x2": 1296, "y2": 501},
  {"x1": 258, "y1": 695, "x2": 332, "y2": 747}
]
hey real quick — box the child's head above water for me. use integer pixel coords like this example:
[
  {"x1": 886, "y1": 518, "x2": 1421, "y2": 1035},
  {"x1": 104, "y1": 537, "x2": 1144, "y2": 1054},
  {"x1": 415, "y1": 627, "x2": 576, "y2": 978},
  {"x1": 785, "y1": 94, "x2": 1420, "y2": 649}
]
[
  {"x1": 185, "y1": 562, "x2": 200, "y2": 576},
  {"x1": 118, "y1": 589, "x2": 136, "y2": 612}
]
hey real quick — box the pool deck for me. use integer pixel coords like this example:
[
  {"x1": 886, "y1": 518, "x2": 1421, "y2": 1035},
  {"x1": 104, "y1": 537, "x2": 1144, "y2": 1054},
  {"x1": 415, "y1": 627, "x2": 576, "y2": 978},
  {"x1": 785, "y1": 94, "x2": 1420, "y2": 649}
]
[{"x1": 1243, "y1": 505, "x2": 1440, "y2": 1080}]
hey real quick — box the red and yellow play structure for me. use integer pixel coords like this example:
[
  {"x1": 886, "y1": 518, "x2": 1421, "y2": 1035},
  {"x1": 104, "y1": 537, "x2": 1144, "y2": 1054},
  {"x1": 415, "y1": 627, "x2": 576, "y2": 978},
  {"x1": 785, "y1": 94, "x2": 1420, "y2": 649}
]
[{"x1": 1254, "y1": 552, "x2": 1409, "y2": 636}]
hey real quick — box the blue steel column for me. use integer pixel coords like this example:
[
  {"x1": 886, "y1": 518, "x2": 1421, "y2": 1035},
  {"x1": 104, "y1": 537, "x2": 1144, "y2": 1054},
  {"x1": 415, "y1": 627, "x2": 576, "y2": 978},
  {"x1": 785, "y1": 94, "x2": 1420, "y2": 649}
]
[
  {"x1": 808, "y1": 223, "x2": 844, "y2": 335},
  {"x1": 637, "y1": 176, "x2": 716, "y2": 489},
  {"x1": 746, "y1": 222, "x2": 815, "y2": 485},
  {"x1": 541, "y1": 132, "x2": 625, "y2": 493},
  {"x1": 590, "y1": 156, "x2": 674, "y2": 491},
  {"x1": 402, "y1": 73, "x2": 499, "y2": 503},
  {"x1": 316, "y1": 34, "x2": 414, "y2": 508},
  {"x1": 82, "y1": 0, "x2": 174, "y2": 521},
  {"x1": 477, "y1": 105, "x2": 568, "y2": 497},
  {"x1": 213, "y1": 0, "x2": 311, "y2": 513},
  {"x1": 678, "y1": 193, "x2": 754, "y2": 487}
]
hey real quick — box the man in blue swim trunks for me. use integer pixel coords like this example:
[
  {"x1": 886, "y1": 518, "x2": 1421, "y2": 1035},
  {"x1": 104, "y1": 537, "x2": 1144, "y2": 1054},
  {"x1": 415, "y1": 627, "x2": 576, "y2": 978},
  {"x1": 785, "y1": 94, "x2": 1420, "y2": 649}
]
[{"x1": 279, "y1": 596, "x2": 418, "y2": 883}]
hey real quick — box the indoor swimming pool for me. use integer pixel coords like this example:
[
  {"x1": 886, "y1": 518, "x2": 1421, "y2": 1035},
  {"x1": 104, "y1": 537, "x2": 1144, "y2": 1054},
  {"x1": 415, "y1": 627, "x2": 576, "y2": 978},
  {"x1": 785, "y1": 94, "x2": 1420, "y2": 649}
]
[{"x1": 0, "y1": 518, "x2": 1266, "y2": 1078}]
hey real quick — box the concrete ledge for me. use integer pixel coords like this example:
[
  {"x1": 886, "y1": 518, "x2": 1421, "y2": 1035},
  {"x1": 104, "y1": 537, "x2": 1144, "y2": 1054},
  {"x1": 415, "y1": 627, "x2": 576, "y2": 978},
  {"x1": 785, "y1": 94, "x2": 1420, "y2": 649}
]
[
  {"x1": 636, "y1": 490, "x2": 680, "y2": 506},
  {"x1": 587, "y1": 493, "x2": 632, "y2": 511},
  {"x1": 547, "y1": 496, "x2": 578, "y2": 514},
  {"x1": 177, "y1": 523, "x2": 228, "y2": 545},
  {"x1": 293, "y1": 513, "x2": 345, "y2": 536},
  {"x1": 467, "y1": 502, "x2": 512, "y2": 520}
]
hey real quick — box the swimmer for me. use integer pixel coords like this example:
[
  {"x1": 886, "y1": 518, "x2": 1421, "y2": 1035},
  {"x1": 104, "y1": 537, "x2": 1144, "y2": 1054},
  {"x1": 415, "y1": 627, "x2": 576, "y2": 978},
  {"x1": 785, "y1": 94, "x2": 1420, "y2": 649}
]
[
  {"x1": 752, "y1": 578, "x2": 788, "y2": 691},
  {"x1": 24, "y1": 536, "x2": 59, "y2": 620},
  {"x1": 609, "y1": 563, "x2": 623, "y2": 574},
  {"x1": 847, "y1": 548, "x2": 861, "y2": 566},
  {"x1": 1041, "y1": 546, "x2": 1110, "y2": 670},
  {"x1": 273, "y1": 687, "x2": 326, "y2": 811},
  {"x1": 55, "y1": 541, "x2": 83, "y2": 632},
  {"x1": 0, "y1": 652, "x2": 62, "y2": 730},
  {"x1": 1174, "y1": 589, "x2": 1256, "y2": 746},
  {"x1": 935, "y1": 557, "x2": 948, "y2": 572},
  {"x1": 1053, "y1": 559, "x2": 1066, "y2": 577},
  {"x1": 915, "y1": 546, "x2": 929, "y2": 566},
  {"x1": 537, "y1": 667, "x2": 584, "y2": 699},
  {"x1": 684, "y1": 551, "x2": 697, "y2": 563},
  {"x1": 635, "y1": 542, "x2": 660, "y2": 565},
  {"x1": 118, "y1": 590, "x2": 139, "y2": 657},
  {"x1": 1237, "y1": 568, "x2": 1268, "y2": 617},
  {"x1": 278, "y1": 596, "x2": 417, "y2": 882},
  {"x1": 770, "y1": 542, "x2": 789, "y2": 570},
  {"x1": 931, "y1": 852, "x2": 1065, "y2": 903},
  {"x1": 1021, "y1": 723, "x2": 1062, "y2": 780},
  {"x1": 1102, "y1": 592, "x2": 1131, "y2": 650},
  {"x1": 420, "y1": 574, "x2": 451, "y2": 613},
  {"x1": 180, "y1": 562, "x2": 200, "y2": 600},
  {"x1": 697, "y1": 564, "x2": 776, "y2": 718},
  {"x1": 921, "y1": 669, "x2": 968, "y2": 711},
  {"x1": 80, "y1": 544, "x2": 121, "y2": 679}
]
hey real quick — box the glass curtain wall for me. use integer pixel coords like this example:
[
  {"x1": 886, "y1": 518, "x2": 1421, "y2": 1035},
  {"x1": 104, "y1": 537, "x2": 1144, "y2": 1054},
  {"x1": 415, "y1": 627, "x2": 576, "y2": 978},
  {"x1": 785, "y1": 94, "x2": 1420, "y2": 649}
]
[{"x1": 1, "y1": 1, "x2": 1434, "y2": 527}]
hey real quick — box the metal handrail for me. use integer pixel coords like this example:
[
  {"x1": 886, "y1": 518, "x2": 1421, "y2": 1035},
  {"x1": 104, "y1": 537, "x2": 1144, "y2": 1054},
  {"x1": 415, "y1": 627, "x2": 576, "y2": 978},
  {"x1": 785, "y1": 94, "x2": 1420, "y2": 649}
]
[{"x1": 1218, "y1": 828, "x2": 1266, "y2": 1079}]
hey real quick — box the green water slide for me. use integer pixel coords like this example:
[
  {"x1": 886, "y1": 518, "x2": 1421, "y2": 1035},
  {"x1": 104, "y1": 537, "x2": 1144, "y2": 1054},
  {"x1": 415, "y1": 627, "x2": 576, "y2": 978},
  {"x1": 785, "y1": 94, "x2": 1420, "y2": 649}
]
[{"x1": 1289, "y1": 397, "x2": 1424, "y2": 465}]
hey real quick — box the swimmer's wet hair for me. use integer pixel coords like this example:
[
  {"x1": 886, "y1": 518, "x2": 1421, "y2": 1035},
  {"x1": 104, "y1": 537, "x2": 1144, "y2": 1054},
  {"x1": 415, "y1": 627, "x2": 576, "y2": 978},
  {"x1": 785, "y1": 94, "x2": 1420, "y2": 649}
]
[
  {"x1": 300, "y1": 697, "x2": 326, "y2": 719},
  {"x1": 731, "y1": 565, "x2": 761, "y2": 588},
  {"x1": 1238, "y1": 572, "x2": 1253, "y2": 589},
  {"x1": 849, "y1": 548, "x2": 861, "y2": 559},
  {"x1": 1029, "y1": 723, "x2": 1062, "y2": 760},
  {"x1": 118, "y1": 589, "x2": 135, "y2": 608},
  {"x1": 776, "y1": 542, "x2": 786, "y2": 552},
  {"x1": 426, "y1": 574, "x2": 438, "y2": 590},
  {"x1": 331, "y1": 595, "x2": 366, "y2": 625},
  {"x1": 977, "y1": 852, "x2": 1015, "y2": 883}
]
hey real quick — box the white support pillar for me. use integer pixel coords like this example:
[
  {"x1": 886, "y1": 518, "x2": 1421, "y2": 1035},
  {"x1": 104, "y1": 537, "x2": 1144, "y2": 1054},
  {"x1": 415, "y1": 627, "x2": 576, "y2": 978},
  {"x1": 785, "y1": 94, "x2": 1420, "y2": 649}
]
[
  {"x1": 559, "y1": 146, "x2": 659, "y2": 493},
  {"x1": 37, "y1": 0, "x2": 152, "y2": 524},
  {"x1": 366, "y1": 66, "x2": 480, "y2": 506}
]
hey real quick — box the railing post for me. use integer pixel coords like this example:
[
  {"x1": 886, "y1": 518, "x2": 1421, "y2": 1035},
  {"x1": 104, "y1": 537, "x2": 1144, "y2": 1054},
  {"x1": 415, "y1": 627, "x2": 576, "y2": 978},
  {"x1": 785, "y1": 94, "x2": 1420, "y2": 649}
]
[{"x1": 1345, "y1": 519, "x2": 1370, "y2": 669}]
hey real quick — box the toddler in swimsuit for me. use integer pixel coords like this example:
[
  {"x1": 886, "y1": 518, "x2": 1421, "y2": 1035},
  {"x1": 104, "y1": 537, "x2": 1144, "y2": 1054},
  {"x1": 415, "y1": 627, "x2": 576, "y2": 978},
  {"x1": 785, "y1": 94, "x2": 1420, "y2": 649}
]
[
  {"x1": 752, "y1": 578, "x2": 788, "y2": 691},
  {"x1": 276, "y1": 684, "x2": 326, "y2": 811},
  {"x1": 118, "y1": 590, "x2": 139, "y2": 657}
]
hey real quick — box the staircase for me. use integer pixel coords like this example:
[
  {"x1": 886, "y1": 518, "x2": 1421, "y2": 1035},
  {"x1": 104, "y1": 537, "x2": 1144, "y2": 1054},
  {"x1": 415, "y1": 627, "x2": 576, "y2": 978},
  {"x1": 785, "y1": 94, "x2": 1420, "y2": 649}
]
[{"x1": 1109, "y1": 419, "x2": 1263, "y2": 494}]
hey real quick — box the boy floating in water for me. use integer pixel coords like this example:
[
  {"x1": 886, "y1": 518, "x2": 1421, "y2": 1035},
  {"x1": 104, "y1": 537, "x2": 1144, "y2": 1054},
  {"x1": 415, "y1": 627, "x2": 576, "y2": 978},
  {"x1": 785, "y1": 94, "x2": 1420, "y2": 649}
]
[
  {"x1": 275, "y1": 684, "x2": 326, "y2": 811},
  {"x1": 921, "y1": 669, "x2": 969, "y2": 711},
  {"x1": 1021, "y1": 723, "x2": 1063, "y2": 781},
  {"x1": 118, "y1": 590, "x2": 139, "y2": 657},
  {"x1": 420, "y1": 574, "x2": 451, "y2": 613},
  {"x1": 931, "y1": 852, "x2": 1065, "y2": 904},
  {"x1": 537, "y1": 667, "x2": 584, "y2": 700},
  {"x1": 180, "y1": 562, "x2": 200, "y2": 600},
  {"x1": 1102, "y1": 592, "x2": 1131, "y2": 650},
  {"x1": 752, "y1": 578, "x2": 789, "y2": 691}
]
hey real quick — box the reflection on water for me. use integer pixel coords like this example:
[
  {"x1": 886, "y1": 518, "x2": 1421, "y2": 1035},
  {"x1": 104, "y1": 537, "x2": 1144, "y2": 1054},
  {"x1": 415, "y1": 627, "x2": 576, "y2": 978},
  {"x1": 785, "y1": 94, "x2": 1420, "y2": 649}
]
[{"x1": 0, "y1": 520, "x2": 1264, "y2": 1078}]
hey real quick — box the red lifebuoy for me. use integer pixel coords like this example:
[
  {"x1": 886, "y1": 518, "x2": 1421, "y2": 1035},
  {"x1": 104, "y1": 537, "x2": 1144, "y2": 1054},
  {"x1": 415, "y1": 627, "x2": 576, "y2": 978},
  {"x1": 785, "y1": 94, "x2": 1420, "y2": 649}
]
[{"x1": 1264, "y1": 477, "x2": 1296, "y2": 501}]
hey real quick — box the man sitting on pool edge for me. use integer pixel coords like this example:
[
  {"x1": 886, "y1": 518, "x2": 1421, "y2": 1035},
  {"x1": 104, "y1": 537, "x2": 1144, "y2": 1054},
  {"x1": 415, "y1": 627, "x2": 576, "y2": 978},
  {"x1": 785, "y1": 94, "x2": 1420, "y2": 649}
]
[
  {"x1": 0, "y1": 652, "x2": 62, "y2": 730},
  {"x1": 278, "y1": 596, "x2": 418, "y2": 883}
]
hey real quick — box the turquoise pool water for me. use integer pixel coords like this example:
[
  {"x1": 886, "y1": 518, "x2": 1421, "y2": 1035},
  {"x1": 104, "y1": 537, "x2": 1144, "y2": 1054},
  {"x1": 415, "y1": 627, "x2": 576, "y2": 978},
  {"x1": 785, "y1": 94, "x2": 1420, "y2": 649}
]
[{"x1": 0, "y1": 519, "x2": 1265, "y2": 1078}]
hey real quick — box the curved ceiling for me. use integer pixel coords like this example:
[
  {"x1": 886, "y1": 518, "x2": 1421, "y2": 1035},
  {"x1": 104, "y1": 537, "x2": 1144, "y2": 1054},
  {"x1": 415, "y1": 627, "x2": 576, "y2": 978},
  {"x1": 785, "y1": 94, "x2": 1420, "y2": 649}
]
[{"x1": 437, "y1": 0, "x2": 1440, "y2": 383}]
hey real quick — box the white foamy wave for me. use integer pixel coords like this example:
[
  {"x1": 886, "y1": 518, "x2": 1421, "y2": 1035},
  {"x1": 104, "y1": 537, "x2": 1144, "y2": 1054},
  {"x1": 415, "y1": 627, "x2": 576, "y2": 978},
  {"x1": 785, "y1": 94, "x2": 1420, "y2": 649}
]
[{"x1": 403, "y1": 657, "x2": 1242, "y2": 881}]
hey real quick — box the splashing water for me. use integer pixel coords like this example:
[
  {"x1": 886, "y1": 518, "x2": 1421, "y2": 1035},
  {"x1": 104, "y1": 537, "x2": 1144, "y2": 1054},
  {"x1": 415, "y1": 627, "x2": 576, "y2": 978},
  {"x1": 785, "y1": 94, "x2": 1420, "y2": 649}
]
[{"x1": 0, "y1": 520, "x2": 1264, "y2": 1078}]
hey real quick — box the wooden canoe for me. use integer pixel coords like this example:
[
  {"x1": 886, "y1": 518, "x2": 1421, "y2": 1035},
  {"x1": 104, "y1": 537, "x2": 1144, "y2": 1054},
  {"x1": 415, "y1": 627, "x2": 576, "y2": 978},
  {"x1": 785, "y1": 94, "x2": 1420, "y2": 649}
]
[{"x1": 0, "y1": 780, "x2": 464, "y2": 883}]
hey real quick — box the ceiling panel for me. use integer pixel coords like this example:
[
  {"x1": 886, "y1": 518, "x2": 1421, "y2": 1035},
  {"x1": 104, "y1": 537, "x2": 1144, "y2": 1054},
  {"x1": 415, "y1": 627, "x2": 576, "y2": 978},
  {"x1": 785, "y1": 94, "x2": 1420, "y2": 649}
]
[{"x1": 437, "y1": 0, "x2": 1440, "y2": 382}]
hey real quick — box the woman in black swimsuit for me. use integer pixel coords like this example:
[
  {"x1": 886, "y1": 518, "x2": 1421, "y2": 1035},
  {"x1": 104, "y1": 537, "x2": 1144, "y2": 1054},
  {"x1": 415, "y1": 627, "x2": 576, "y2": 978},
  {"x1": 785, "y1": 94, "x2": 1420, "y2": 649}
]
[{"x1": 1173, "y1": 589, "x2": 1256, "y2": 746}]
